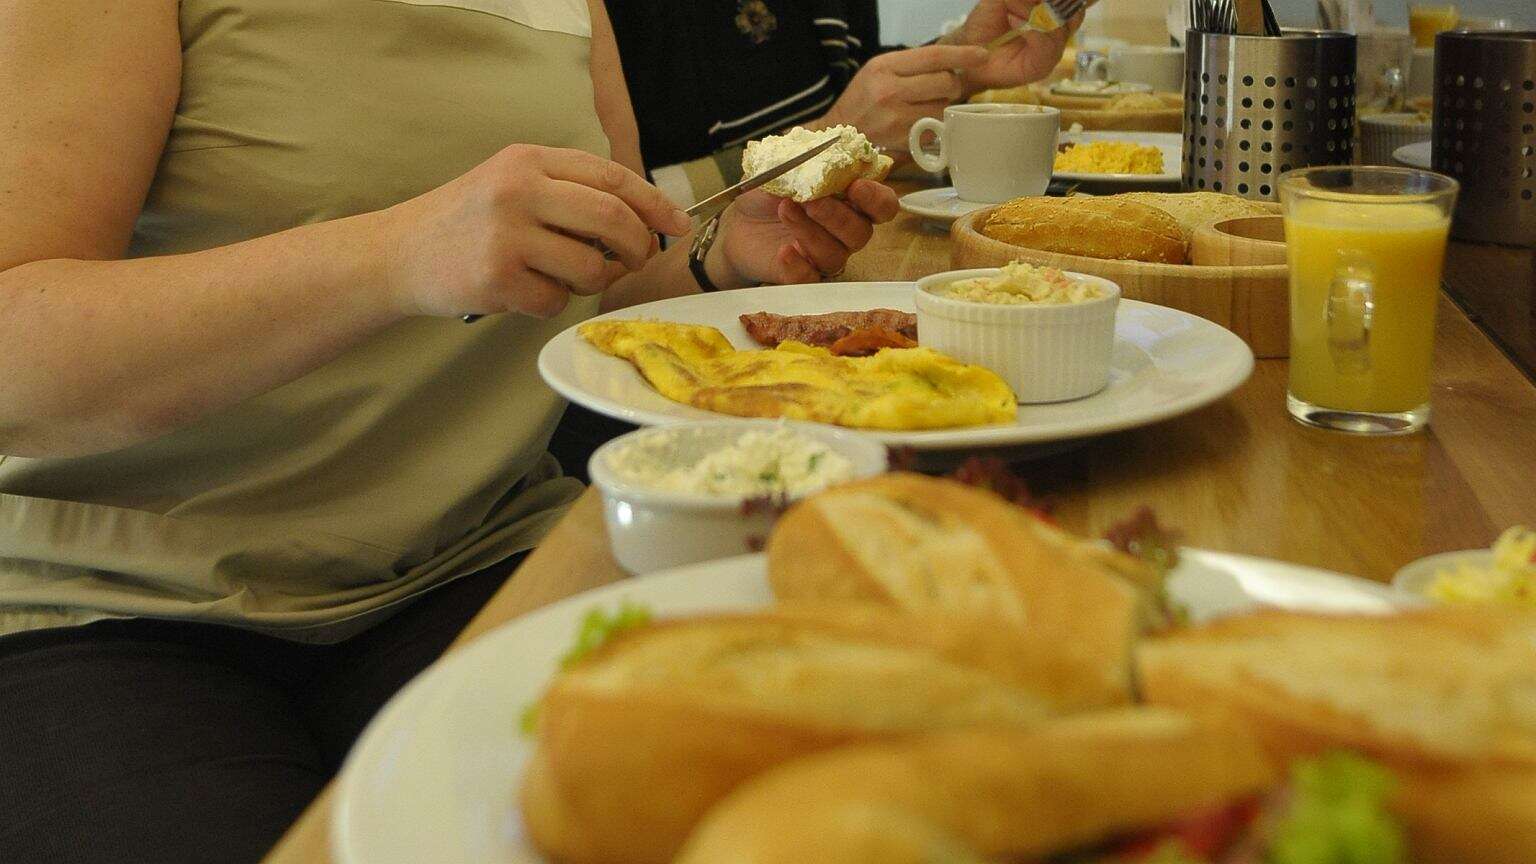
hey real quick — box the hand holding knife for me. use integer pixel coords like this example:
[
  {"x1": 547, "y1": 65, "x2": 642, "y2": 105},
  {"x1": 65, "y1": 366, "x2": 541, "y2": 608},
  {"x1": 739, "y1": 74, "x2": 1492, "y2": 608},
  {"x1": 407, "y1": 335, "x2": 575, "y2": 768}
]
[{"x1": 462, "y1": 137, "x2": 838, "y2": 322}]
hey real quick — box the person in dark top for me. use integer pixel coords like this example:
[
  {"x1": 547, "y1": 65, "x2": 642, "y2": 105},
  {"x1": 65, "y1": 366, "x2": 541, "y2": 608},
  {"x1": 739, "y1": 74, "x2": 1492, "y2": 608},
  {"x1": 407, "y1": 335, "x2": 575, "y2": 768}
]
[{"x1": 608, "y1": 0, "x2": 1079, "y2": 205}]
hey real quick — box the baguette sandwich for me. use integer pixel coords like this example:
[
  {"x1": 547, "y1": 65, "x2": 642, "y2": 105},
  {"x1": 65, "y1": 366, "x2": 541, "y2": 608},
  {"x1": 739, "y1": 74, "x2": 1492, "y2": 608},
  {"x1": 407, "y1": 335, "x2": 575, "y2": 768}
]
[
  {"x1": 766, "y1": 473, "x2": 1168, "y2": 707},
  {"x1": 742, "y1": 125, "x2": 894, "y2": 203},
  {"x1": 519, "y1": 604, "x2": 1125, "y2": 864},
  {"x1": 1138, "y1": 608, "x2": 1536, "y2": 862},
  {"x1": 677, "y1": 707, "x2": 1418, "y2": 864}
]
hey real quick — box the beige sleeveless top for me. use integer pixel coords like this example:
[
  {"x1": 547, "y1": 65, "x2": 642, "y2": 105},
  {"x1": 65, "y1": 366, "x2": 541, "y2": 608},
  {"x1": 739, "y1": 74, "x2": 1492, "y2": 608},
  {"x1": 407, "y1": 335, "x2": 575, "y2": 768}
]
[{"x1": 0, "y1": 0, "x2": 608, "y2": 641}]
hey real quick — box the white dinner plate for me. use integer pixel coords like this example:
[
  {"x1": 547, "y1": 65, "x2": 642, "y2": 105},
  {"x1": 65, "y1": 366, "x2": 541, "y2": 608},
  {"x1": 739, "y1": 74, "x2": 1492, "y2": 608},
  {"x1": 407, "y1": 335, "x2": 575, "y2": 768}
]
[
  {"x1": 1391, "y1": 548, "x2": 1489, "y2": 601},
  {"x1": 898, "y1": 186, "x2": 992, "y2": 225},
  {"x1": 332, "y1": 550, "x2": 1405, "y2": 864},
  {"x1": 1394, "y1": 141, "x2": 1432, "y2": 169},
  {"x1": 537, "y1": 281, "x2": 1254, "y2": 451},
  {"x1": 1054, "y1": 131, "x2": 1183, "y2": 186}
]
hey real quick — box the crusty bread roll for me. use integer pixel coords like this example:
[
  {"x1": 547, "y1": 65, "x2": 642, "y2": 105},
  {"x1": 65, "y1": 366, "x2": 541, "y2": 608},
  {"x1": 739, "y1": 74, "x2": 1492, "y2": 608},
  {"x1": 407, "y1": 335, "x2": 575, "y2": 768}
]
[
  {"x1": 982, "y1": 195, "x2": 1188, "y2": 263},
  {"x1": 1138, "y1": 608, "x2": 1536, "y2": 863},
  {"x1": 742, "y1": 125, "x2": 894, "y2": 203},
  {"x1": 765, "y1": 473, "x2": 1161, "y2": 709},
  {"x1": 520, "y1": 604, "x2": 1118, "y2": 864},
  {"x1": 1117, "y1": 191, "x2": 1279, "y2": 243},
  {"x1": 1139, "y1": 608, "x2": 1536, "y2": 764},
  {"x1": 674, "y1": 708, "x2": 1276, "y2": 864},
  {"x1": 970, "y1": 84, "x2": 1183, "y2": 132}
]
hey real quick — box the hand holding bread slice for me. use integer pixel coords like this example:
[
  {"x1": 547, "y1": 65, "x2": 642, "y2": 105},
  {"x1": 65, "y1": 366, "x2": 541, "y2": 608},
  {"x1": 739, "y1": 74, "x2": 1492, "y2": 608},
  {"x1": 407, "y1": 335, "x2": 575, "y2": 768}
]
[{"x1": 742, "y1": 125, "x2": 894, "y2": 203}]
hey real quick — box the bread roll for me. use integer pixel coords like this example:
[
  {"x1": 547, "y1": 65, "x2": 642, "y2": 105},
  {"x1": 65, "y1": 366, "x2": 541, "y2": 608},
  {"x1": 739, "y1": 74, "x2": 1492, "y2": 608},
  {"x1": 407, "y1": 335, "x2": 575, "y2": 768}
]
[
  {"x1": 675, "y1": 708, "x2": 1276, "y2": 864},
  {"x1": 765, "y1": 473, "x2": 1161, "y2": 709},
  {"x1": 969, "y1": 85, "x2": 1183, "y2": 132},
  {"x1": 519, "y1": 604, "x2": 1114, "y2": 864},
  {"x1": 741, "y1": 125, "x2": 894, "y2": 203},
  {"x1": 1116, "y1": 191, "x2": 1279, "y2": 243},
  {"x1": 1138, "y1": 608, "x2": 1536, "y2": 863},
  {"x1": 982, "y1": 195, "x2": 1188, "y2": 263}
]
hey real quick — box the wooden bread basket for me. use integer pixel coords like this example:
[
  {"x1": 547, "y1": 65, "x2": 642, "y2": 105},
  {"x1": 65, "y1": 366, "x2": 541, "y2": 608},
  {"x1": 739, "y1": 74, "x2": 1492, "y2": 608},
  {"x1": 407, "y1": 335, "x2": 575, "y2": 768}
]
[{"x1": 950, "y1": 208, "x2": 1291, "y2": 358}]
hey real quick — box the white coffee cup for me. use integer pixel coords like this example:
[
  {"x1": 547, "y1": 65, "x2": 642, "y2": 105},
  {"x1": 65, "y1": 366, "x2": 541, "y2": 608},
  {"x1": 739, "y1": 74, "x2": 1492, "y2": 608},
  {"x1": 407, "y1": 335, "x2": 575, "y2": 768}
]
[
  {"x1": 1096, "y1": 45, "x2": 1185, "y2": 93},
  {"x1": 908, "y1": 104, "x2": 1060, "y2": 203}
]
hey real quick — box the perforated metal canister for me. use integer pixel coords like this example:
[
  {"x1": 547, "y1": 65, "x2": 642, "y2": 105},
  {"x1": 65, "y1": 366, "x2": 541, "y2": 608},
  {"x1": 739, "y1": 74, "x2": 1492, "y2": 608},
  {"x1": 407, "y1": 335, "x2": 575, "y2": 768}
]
[
  {"x1": 1432, "y1": 30, "x2": 1536, "y2": 247},
  {"x1": 1183, "y1": 30, "x2": 1358, "y2": 200}
]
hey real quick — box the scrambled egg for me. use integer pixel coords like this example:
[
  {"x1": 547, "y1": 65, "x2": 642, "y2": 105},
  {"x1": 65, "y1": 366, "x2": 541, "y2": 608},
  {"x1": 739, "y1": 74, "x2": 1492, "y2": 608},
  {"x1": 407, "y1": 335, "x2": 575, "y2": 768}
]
[
  {"x1": 1054, "y1": 141, "x2": 1164, "y2": 175},
  {"x1": 1424, "y1": 526, "x2": 1536, "y2": 608},
  {"x1": 581, "y1": 320, "x2": 1017, "y2": 430}
]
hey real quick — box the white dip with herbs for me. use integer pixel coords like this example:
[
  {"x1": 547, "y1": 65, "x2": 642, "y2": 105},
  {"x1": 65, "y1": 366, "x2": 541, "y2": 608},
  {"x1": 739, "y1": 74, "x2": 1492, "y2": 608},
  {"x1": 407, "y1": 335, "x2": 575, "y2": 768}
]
[{"x1": 605, "y1": 427, "x2": 855, "y2": 497}]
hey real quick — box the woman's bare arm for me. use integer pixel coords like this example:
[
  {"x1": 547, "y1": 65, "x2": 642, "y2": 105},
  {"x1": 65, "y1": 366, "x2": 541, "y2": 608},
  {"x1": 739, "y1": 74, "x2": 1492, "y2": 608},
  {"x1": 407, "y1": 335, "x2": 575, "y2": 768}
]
[
  {"x1": 0, "y1": 1, "x2": 411, "y2": 458},
  {"x1": 582, "y1": 0, "x2": 708, "y2": 310},
  {"x1": 0, "y1": 1, "x2": 699, "y2": 459}
]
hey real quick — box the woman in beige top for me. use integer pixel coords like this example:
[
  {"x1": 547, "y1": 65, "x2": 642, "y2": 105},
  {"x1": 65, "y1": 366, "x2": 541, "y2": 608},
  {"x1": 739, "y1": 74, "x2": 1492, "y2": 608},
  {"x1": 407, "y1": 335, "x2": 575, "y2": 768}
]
[{"x1": 0, "y1": 1, "x2": 895, "y2": 861}]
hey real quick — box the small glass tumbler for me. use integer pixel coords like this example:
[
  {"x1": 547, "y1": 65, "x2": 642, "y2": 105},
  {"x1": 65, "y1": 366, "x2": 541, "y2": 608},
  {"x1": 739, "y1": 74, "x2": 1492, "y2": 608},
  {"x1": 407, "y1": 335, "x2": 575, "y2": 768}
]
[
  {"x1": 1279, "y1": 166, "x2": 1459, "y2": 435},
  {"x1": 1408, "y1": 3, "x2": 1459, "y2": 48}
]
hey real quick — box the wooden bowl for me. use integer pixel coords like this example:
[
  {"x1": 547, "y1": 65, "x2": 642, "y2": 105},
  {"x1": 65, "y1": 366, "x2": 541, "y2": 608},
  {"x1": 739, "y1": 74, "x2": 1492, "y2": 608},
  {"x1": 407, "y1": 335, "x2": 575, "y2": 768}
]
[
  {"x1": 1190, "y1": 215, "x2": 1288, "y2": 267},
  {"x1": 951, "y1": 207, "x2": 1291, "y2": 358}
]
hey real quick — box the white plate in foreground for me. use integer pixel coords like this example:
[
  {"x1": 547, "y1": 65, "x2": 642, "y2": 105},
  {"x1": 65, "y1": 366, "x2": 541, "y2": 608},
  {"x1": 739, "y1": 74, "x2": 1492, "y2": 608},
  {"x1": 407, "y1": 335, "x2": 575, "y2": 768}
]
[
  {"x1": 898, "y1": 186, "x2": 992, "y2": 225},
  {"x1": 1392, "y1": 548, "x2": 1490, "y2": 601},
  {"x1": 1394, "y1": 141, "x2": 1431, "y2": 169},
  {"x1": 538, "y1": 282, "x2": 1254, "y2": 451},
  {"x1": 332, "y1": 550, "x2": 1404, "y2": 864},
  {"x1": 1054, "y1": 131, "x2": 1183, "y2": 186}
]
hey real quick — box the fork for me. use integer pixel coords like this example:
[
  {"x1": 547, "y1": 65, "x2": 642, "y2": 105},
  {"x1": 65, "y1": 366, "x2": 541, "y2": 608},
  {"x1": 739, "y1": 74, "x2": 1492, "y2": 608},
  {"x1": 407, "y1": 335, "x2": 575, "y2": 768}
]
[{"x1": 985, "y1": 0, "x2": 1089, "y2": 49}]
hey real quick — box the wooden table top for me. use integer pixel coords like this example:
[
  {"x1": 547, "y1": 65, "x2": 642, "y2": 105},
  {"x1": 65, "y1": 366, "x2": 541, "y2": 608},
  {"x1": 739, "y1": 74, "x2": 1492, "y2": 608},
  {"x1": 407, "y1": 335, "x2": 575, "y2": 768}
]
[{"x1": 262, "y1": 184, "x2": 1536, "y2": 864}]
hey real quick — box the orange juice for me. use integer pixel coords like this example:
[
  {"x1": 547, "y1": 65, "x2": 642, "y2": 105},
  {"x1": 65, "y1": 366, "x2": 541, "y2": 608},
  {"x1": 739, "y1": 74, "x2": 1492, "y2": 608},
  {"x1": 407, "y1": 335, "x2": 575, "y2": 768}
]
[
  {"x1": 1409, "y1": 4, "x2": 1459, "y2": 47},
  {"x1": 1286, "y1": 199, "x2": 1450, "y2": 414}
]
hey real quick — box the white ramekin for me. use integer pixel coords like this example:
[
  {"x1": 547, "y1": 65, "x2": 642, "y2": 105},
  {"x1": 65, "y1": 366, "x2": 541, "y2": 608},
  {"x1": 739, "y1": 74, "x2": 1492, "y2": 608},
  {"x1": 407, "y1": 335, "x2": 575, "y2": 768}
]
[
  {"x1": 588, "y1": 420, "x2": 888, "y2": 574},
  {"x1": 914, "y1": 268, "x2": 1121, "y2": 404},
  {"x1": 1360, "y1": 113, "x2": 1431, "y2": 166}
]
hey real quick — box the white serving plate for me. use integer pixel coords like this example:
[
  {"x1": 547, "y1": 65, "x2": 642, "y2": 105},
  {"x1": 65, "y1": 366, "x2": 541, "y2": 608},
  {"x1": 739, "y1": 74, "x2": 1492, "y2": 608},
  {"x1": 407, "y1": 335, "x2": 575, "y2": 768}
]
[
  {"x1": 1392, "y1": 548, "x2": 1492, "y2": 601},
  {"x1": 537, "y1": 282, "x2": 1254, "y2": 451},
  {"x1": 1054, "y1": 130, "x2": 1183, "y2": 186},
  {"x1": 332, "y1": 550, "x2": 1405, "y2": 864}
]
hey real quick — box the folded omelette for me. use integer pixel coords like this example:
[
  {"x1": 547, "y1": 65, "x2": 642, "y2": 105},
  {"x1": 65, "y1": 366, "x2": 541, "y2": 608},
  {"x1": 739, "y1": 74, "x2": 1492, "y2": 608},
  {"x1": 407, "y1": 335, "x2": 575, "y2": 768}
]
[{"x1": 580, "y1": 320, "x2": 1017, "y2": 430}]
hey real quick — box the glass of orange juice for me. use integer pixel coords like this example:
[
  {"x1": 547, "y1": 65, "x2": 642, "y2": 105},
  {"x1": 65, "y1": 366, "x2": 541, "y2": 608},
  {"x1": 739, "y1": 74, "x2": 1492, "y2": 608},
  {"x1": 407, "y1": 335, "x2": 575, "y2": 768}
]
[
  {"x1": 1280, "y1": 167, "x2": 1459, "y2": 435},
  {"x1": 1408, "y1": 3, "x2": 1460, "y2": 47}
]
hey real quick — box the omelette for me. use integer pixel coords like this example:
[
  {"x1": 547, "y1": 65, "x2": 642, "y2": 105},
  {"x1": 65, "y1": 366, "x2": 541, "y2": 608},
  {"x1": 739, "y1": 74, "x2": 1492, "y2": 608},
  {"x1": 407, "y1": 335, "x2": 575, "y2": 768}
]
[{"x1": 579, "y1": 320, "x2": 1017, "y2": 430}]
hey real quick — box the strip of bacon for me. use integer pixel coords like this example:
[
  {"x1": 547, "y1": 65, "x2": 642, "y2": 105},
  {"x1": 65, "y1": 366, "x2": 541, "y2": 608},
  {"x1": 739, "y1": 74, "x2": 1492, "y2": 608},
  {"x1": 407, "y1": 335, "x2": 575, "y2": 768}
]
[
  {"x1": 828, "y1": 327, "x2": 918, "y2": 357},
  {"x1": 739, "y1": 309, "x2": 918, "y2": 349}
]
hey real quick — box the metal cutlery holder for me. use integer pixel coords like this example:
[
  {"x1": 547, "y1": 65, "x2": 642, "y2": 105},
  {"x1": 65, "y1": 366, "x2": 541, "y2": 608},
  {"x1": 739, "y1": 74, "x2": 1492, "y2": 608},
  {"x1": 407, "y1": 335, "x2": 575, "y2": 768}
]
[
  {"x1": 1183, "y1": 30, "x2": 1357, "y2": 200},
  {"x1": 1432, "y1": 30, "x2": 1536, "y2": 247}
]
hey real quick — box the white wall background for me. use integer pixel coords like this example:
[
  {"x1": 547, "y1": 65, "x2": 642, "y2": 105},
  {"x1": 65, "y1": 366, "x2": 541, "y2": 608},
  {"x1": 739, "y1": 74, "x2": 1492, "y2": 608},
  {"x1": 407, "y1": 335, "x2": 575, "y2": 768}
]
[{"x1": 877, "y1": 0, "x2": 1534, "y2": 45}]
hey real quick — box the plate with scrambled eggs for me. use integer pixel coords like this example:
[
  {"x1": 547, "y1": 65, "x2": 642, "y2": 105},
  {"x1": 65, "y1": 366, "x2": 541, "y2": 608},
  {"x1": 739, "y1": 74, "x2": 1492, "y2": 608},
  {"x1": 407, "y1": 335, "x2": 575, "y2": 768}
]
[
  {"x1": 1393, "y1": 526, "x2": 1536, "y2": 608},
  {"x1": 538, "y1": 281, "x2": 1253, "y2": 451},
  {"x1": 1053, "y1": 131, "x2": 1181, "y2": 187}
]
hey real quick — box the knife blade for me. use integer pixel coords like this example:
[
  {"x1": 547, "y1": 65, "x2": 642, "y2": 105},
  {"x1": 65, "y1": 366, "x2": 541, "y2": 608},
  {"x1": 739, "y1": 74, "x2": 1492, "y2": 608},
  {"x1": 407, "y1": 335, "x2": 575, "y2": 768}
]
[{"x1": 684, "y1": 135, "x2": 840, "y2": 219}]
